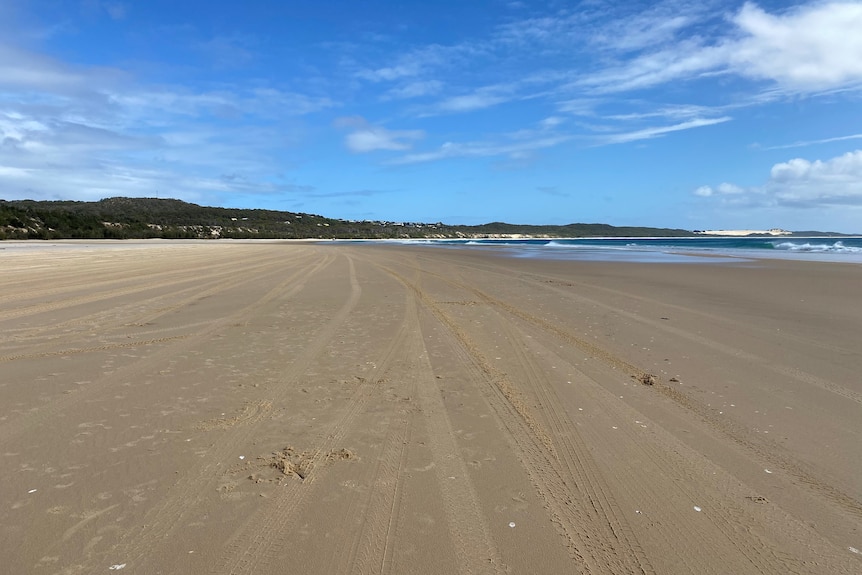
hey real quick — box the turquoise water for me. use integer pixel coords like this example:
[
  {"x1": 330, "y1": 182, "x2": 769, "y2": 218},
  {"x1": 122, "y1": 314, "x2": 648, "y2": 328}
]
[{"x1": 376, "y1": 236, "x2": 862, "y2": 264}]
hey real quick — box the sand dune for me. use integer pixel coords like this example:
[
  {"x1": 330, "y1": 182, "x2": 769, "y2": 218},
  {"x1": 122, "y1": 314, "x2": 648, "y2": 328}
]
[{"x1": 1, "y1": 241, "x2": 860, "y2": 574}]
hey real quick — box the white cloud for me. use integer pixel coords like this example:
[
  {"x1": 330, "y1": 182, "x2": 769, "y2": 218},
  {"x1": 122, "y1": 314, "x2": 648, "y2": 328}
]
[
  {"x1": 605, "y1": 104, "x2": 723, "y2": 122},
  {"x1": 390, "y1": 135, "x2": 571, "y2": 165},
  {"x1": 580, "y1": 41, "x2": 730, "y2": 93},
  {"x1": 495, "y1": 15, "x2": 574, "y2": 46},
  {"x1": 763, "y1": 133, "x2": 862, "y2": 151},
  {"x1": 335, "y1": 117, "x2": 424, "y2": 153},
  {"x1": 350, "y1": 2, "x2": 862, "y2": 137},
  {"x1": 0, "y1": 43, "x2": 117, "y2": 92},
  {"x1": 357, "y1": 62, "x2": 422, "y2": 82},
  {"x1": 355, "y1": 44, "x2": 472, "y2": 83},
  {"x1": 345, "y1": 129, "x2": 423, "y2": 152},
  {"x1": 556, "y1": 98, "x2": 598, "y2": 116},
  {"x1": 730, "y1": 2, "x2": 862, "y2": 90},
  {"x1": 383, "y1": 80, "x2": 443, "y2": 100},
  {"x1": 111, "y1": 88, "x2": 332, "y2": 124},
  {"x1": 580, "y1": 1, "x2": 862, "y2": 94},
  {"x1": 695, "y1": 150, "x2": 862, "y2": 208},
  {"x1": 388, "y1": 114, "x2": 572, "y2": 165},
  {"x1": 539, "y1": 116, "x2": 564, "y2": 129},
  {"x1": 0, "y1": 38, "x2": 330, "y2": 205},
  {"x1": 598, "y1": 117, "x2": 731, "y2": 145},
  {"x1": 717, "y1": 182, "x2": 745, "y2": 195},
  {"x1": 426, "y1": 72, "x2": 566, "y2": 116},
  {"x1": 589, "y1": 1, "x2": 707, "y2": 53},
  {"x1": 385, "y1": 113, "x2": 730, "y2": 165},
  {"x1": 693, "y1": 182, "x2": 745, "y2": 197},
  {"x1": 770, "y1": 151, "x2": 862, "y2": 205},
  {"x1": 437, "y1": 92, "x2": 507, "y2": 112}
]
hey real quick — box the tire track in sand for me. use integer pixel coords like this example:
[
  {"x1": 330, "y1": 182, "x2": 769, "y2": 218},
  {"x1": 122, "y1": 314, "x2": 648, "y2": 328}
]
[
  {"x1": 488, "y1": 305, "x2": 655, "y2": 575},
  {"x1": 325, "y1": 285, "x2": 420, "y2": 575},
  {"x1": 217, "y1": 256, "x2": 488, "y2": 575},
  {"x1": 0, "y1": 250, "x2": 287, "y2": 323},
  {"x1": 406, "y1": 298, "x2": 505, "y2": 574},
  {"x1": 378, "y1": 264, "x2": 645, "y2": 573},
  {"x1": 0, "y1": 259, "x2": 291, "y2": 362},
  {"x1": 512, "y1": 327, "x2": 858, "y2": 574},
  {"x1": 421, "y1": 264, "x2": 862, "y2": 522},
  {"x1": 528, "y1": 276, "x2": 862, "y2": 407},
  {"x1": 70, "y1": 252, "x2": 352, "y2": 575},
  {"x1": 0, "y1": 246, "x2": 283, "y2": 307},
  {"x1": 399, "y1": 260, "x2": 736, "y2": 572},
  {"x1": 498, "y1": 311, "x2": 811, "y2": 574},
  {"x1": 335, "y1": 264, "x2": 504, "y2": 575},
  {"x1": 0, "y1": 251, "x2": 334, "y2": 451},
  {"x1": 213, "y1": 255, "x2": 396, "y2": 575},
  {"x1": 0, "y1": 251, "x2": 298, "y2": 349}
]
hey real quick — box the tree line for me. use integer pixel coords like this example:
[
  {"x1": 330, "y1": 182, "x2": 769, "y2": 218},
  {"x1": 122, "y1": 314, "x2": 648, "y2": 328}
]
[{"x1": 0, "y1": 197, "x2": 695, "y2": 240}]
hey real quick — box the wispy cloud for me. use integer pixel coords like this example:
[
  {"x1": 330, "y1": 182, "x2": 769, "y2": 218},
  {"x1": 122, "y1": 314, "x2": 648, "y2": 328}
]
[
  {"x1": 578, "y1": 1, "x2": 862, "y2": 95},
  {"x1": 390, "y1": 135, "x2": 571, "y2": 165},
  {"x1": 386, "y1": 111, "x2": 731, "y2": 165},
  {"x1": 587, "y1": 1, "x2": 711, "y2": 53},
  {"x1": 390, "y1": 130, "x2": 571, "y2": 165},
  {"x1": 0, "y1": 38, "x2": 330, "y2": 204},
  {"x1": 383, "y1": 80, "x2": 443, "y2": 100},
  {"x1": 424, "y1": 72, "x2": 565, "y2": 116},
  {"x1": 597, "y1": 116, "x2": 731, "y2": 145},
  {"x1": 436, "y1": 92, "x2": 508, "y2": 113},
  {"x1": 388, "y1": 115, "x2": 572, "y2": 164},
  {"x1": 0, "y1": 43, "x2": 123, "y2": 92},
  {"x1": 348, "y1": 1, "x2": 862, "y2": 150},
  {"x1": 355, "y1": 43, "x2": 478, "y2": 82},
  {"x1": 577, "y1": 41, "x2": 730, "y2": 94},
  {"x1": 761, "y1": 133, "x2": 862, "y2": 151},
  {"x1": 193, "y1": 34, "x2": 258, "y2": 69},
  {"x1": 335, "y1": 116, "x2": 424, "y2": 152},
  {"x1": 604, "y1": 103, "x2": 725, "y2": 122},
  {"x1": 694, "y1": 182, "x2": 745, "y2": 197}
]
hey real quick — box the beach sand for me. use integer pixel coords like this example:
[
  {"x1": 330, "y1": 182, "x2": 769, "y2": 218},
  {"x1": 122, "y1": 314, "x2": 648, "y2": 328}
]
[{"x1": 1, "y1": 241, "x2": 860, "y2": 574}]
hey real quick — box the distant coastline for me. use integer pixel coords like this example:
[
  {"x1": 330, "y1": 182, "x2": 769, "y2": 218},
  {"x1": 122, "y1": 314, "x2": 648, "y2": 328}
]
[
  {"x1": 694, "y1": 228, "x2": 790, "y2": 237},
  {"x1": 1, "y1": 197, "x2": 855, "y2": 240}
]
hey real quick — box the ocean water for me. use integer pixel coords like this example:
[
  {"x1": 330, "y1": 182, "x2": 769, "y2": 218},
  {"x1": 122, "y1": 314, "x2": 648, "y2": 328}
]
[{"x1": 375, "y1": 236, "x2": 862, "y2": 264}]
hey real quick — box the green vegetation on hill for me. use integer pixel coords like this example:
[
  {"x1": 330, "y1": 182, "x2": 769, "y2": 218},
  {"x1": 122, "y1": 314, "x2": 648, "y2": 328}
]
[{"x1": 0, "y1": 197, "x2": 695, "y2": 240}]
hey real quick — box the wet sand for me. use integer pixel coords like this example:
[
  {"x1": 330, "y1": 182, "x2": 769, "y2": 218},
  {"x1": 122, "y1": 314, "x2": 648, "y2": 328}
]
[{"x1": 1, "y1": 240, "x2": 860, "y2": 574}]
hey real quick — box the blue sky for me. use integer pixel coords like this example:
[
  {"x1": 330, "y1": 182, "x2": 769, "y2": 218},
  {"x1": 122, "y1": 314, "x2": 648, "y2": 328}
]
[{"x1": 1, "y1": 0, "x2": 862, "y2": 232}]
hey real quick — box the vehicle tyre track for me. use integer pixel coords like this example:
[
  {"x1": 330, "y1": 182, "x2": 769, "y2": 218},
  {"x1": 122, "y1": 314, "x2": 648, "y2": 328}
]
[
  {"x1": 416, "y1": 263, "x2": 862, "y2": 521},
  {"x1": 489, "y1": 306, "x2": 654, "y2": 575},
  {"x1": 0, "y1": 251, "x2": 335, "y2": 450},
  {"x1": 0, "y1": 250, "x2": 295, "y2": 325},
  {"x1": 70, "y1": 251, "x2": 348, "y2": 574},
  {"x1": 350, "y1": 264, "x2": 505, "y2": 574}
]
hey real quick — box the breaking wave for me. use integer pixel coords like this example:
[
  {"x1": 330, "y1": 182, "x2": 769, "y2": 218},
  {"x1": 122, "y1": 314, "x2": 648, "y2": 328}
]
[{"x1": 771, "y1": 241, "x2": 862, "y2": 253}]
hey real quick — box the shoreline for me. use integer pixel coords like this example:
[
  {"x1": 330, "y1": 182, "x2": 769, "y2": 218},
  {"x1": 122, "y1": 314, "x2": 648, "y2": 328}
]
[{"x1": 3, "y1": 235, "x2": 862, "y2": 268}]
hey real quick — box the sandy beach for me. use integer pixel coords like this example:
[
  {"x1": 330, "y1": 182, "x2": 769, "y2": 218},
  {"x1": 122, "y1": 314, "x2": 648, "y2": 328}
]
[{"x1": 1, "y1": 240, "x2": 860, "y2": 574}]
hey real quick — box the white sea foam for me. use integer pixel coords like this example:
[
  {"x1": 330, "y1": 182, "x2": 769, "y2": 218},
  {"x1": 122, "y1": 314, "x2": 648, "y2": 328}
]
[{"x1": 773, "y1": 241, "x2": 862, "y2": 253}]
